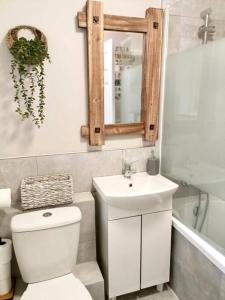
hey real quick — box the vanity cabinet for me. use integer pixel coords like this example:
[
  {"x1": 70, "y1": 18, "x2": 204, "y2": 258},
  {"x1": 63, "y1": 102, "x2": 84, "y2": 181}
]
[
  {"x1": 141, "y1": 211, "x2": 172, "y2": 289},
  {"x1": 96, "y1": 194, "x2": 172, "y2": 298},
  {"x1": 108, "y1": 216, "x2": 141, "y2": 296}
]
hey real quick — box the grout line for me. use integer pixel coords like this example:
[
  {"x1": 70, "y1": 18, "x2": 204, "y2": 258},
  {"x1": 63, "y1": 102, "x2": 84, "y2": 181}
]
[
  {"x1": 0, "y1": 145, "x2": 154, "y2": 161},
  {"x1": 35, "y1": 156, "x2": 39, "y2": 176}
]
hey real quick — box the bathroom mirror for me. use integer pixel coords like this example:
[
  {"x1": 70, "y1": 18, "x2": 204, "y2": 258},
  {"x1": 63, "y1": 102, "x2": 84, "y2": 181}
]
[
  {"x1": 104, "y1": 31, "x2": 143, "y2": 124},
  {"x1": 78, "y1": 1, "x2": 163, "y2": 146}
]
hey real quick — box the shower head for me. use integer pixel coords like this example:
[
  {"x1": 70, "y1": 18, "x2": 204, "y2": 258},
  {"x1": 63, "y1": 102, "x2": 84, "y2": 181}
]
[{"x1": 200, "y1": 8, "x2": 212, "y2": 20}]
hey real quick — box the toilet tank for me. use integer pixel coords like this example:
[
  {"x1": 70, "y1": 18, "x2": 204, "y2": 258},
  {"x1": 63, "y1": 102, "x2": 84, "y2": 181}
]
[{"x1": 11, "y1": 207, "x2": 82, "y2": 283}]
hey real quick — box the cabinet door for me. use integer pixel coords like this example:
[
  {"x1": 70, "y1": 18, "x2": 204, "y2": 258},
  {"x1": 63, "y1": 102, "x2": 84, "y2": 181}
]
[
  {"x1": 141, "y1": 210, "x2": 172, "y2": 289},
  {"x1": 108, "y1": 216, "x2": 141, "y2": 297}
]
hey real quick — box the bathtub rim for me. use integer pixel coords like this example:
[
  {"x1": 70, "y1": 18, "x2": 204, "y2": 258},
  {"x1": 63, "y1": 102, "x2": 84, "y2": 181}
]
[{"x1": 172, "y1": 216, "x2": 225, "y2": 274}]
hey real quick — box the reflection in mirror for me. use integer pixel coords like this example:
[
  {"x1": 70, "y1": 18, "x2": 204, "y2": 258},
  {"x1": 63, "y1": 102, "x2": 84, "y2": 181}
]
[{"x1": 104, "y1": 31, "x2": 143, "y2": 124}]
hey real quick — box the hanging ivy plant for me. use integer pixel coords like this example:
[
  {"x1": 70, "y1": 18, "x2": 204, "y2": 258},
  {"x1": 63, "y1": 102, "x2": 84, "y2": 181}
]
[{"x1": 7, "y1": 26, "x2": 50, "y2": 127}]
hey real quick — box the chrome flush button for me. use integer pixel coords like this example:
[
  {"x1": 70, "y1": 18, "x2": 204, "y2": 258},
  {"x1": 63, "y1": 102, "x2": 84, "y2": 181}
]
[{"x1": 43, "y1": 212, "x2": 52, "y2": 217}]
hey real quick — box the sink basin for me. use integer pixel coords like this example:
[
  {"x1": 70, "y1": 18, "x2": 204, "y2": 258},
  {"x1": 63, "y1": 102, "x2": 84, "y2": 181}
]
[{"x1": 93, "y1": 172, "x2": 178, "y2": 210}]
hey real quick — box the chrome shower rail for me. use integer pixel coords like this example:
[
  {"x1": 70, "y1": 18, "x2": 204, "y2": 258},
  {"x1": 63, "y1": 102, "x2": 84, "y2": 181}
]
[{"x1": 198, "y1": 8, "x2": 215, "y2": 44}]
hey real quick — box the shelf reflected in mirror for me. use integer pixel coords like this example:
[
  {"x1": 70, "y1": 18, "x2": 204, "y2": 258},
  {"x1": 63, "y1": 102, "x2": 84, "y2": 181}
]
[{"x1": 104, "y1": 31, "x2": 144, "y2": 125}]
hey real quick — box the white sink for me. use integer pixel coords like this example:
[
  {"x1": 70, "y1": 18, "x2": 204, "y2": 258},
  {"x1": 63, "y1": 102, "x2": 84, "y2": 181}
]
[{"x1": 93, "y1": 172, "x2": 178, "y2": 210}]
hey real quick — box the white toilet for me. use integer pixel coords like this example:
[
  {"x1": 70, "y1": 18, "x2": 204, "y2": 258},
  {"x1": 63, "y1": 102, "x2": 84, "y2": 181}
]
[{"x1": 11, "y1": 207, "x2": 93, "y2": 300}]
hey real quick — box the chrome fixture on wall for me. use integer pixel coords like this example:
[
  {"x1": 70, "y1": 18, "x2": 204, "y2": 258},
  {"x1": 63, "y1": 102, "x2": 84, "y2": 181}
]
[
  {"x1": 198, "y1": 8, "x2": 215, "y2": 44},
  {"x1": 193, "y1": 190, "x2": 209, "y2": 232}
]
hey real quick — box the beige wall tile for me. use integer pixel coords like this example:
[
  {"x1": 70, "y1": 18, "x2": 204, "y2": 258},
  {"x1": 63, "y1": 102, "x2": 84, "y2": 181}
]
[
  {"x1": 168, "y1": 15, "x2": 202, "y2": 54},
  {"x1": 168, "y1": 16, "x2": 182, "y2": 54},
  {"x1": 124, "y1": 147, "x2": 155, "y2": 173},
  {"x1": 214, "y1": 20, "x2": 225, "y2": 39},
  {"x1": 87, "y1": 282, "x2": 105, "y2": 300},
  {"x1": 70, "y1": 150, "x2": 123, "y2": 192},
  {"x1": 171, "y1": 229, "x2": 223, "y2": 300},
  {"x1": 73, "y1": 261, "x2": 105, "y2": 300},
  {"x1": 0, "y1": 157, "x2": 37, "y2": 204},
  {"x1": 220, "y1": 274, "x2": 225, "y2": 300},
  {"x1": 164, "y1": 0, "x2": 211, "y2": 18},
  {"x1": 73, "y1": 261, "x2": 104, "y2": 286},
  {"x1": 210, "y1": 0, "x2": 225, "y2": 21},
  {"x1": 77, "y1": 240, "x2": 96, "y2": 263},
  {"x1": 37, "y1": 150, "x2": 123, "y2": 193},
  {"x1": 0, "y1": 207, "x2": 21, "y2": 238},
  {"x1": 73, "y1": 193, "x2": 96, "y2": 243}
]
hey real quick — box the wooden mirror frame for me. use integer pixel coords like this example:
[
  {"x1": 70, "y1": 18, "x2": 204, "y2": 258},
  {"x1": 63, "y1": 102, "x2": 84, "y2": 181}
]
[{"x1": 77, "y1": 0, "x2": 163, "y2": 146}]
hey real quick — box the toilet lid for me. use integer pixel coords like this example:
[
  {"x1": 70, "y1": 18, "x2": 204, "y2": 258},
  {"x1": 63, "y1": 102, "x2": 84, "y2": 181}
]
[{"x1": 21, "y1": 274, "x2": 93, "y2": 300}]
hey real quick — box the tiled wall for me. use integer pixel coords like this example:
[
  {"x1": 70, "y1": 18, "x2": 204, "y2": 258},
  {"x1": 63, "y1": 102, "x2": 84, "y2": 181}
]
[
  {"x1": 74, "y1": 193, "x2": 97, "y2": 264},
  {"x1": 171, "y1": 228, "x2": 225, "y2": 300},
  {"x1": 0, "y1": 147, "x2": 153, "y2": 231},
  {"x1": 0, "y1": 146, "x2": 153, "y2": 206},
  {"x1": 0, "y1": 146, "x2": 153, "y2": 276},
  {"x1": 164, "y1": 0, "x2": 225, "y2": 54}
]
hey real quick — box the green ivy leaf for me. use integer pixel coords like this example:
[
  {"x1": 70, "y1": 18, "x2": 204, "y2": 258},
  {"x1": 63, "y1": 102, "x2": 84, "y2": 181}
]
[{"x1": 10, "y1": 37, "x2": 50, "y2": 127}]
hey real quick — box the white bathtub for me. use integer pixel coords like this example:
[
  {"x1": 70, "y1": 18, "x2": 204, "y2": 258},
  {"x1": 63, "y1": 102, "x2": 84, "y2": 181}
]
[{"x1": 173, "y1": 195, "x2": 225, "y2": 273}]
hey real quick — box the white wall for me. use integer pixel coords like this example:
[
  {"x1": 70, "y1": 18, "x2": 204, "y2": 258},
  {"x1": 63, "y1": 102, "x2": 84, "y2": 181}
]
[{"x1": 0, "y1": 0, "x2": 161, "y2": 159}]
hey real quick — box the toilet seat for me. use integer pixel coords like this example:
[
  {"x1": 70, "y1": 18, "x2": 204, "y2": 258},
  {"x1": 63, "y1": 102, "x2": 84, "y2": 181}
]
[{"x1": 21, "y1": 273, "x2": 93, "y2": 300}]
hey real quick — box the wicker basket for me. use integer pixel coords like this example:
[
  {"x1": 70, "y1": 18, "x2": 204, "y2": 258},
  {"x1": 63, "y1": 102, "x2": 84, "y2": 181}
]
[{"x1": 21, "y1": 174, "x2": 73, "y2": 210}]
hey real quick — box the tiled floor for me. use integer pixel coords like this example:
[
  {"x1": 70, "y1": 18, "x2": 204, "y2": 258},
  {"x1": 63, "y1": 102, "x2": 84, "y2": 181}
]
[
  {"x1": 117, "y1": 286, "x2": 179, "y2": 300},
  {"x1": 14, "y1": 279, "x2": 178, "y2": 300}
]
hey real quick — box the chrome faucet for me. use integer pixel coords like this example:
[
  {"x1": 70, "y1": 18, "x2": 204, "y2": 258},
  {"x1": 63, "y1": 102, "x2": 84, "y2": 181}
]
[{"x1": 123, "y1": 160, "x2": 138, "y2": 179}]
